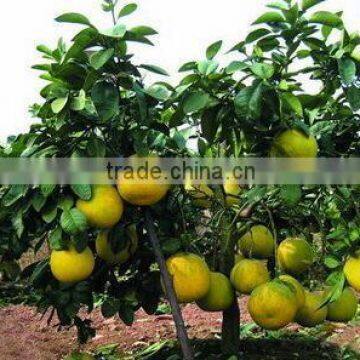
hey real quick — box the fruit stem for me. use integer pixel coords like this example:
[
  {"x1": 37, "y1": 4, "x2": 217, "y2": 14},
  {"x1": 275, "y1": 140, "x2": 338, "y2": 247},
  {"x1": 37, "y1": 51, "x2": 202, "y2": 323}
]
[{"x1": 144, "y1": 209, "x2": 194, "y2": 360}]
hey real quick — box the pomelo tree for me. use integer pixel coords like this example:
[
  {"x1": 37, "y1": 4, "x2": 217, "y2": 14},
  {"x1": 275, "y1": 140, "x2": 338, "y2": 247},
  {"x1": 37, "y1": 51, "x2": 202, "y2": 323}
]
[{"x1": 0, "y1": 0, "x2": 359, "y2": 359}]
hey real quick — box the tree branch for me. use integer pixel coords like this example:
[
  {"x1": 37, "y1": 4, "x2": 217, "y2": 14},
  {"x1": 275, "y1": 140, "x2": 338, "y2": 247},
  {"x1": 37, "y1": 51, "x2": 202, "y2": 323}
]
[{"x1": 144, "y1": 208, "x2": 194, "y2": 360}]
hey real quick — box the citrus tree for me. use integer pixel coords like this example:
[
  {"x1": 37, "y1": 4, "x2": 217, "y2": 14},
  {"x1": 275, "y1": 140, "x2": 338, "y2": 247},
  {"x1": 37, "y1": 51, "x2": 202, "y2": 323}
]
[
  {"x1": 165, "y1": 0, "x2": 360, "y2": 355},
  {"x1": 0, "y1": 0, "x2": 198, "y2": 350},
  {"x1": 0, "y1": 0, "x2": 360, "y2": 359}
]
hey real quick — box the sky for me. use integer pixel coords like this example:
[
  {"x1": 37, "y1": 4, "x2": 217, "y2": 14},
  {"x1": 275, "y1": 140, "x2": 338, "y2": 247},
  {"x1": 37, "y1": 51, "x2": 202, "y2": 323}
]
[{"x1": 0, "y1": 0, "x2": 359, "y2": 142}]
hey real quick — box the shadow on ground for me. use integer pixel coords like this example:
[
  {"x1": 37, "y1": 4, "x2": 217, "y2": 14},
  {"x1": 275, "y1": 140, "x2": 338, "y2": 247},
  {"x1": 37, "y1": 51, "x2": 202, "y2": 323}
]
[{"x1": 134, "y1": 335, "x2": 359, "y2": 360}]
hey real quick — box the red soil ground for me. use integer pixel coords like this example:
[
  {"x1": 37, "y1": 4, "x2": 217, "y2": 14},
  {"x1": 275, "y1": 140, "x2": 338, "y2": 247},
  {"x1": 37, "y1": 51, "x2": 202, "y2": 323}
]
[{"x1": 0, "y1": 298, "x2": 358, "y2": 360}]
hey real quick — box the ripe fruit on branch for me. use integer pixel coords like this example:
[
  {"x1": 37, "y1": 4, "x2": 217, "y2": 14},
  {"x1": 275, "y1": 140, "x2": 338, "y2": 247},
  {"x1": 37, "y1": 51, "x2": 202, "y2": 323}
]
[
  {"x1": 295, "y1": 291, "x2": 328, "y2": 327},
  {"x1": 344, "y1": 253, "x2": 360, "y2": 291},
  {"x1": 230, "y1": 259, "x2": 270, "y2": 294},
  {"x1": 165, "y1": 253, "x2": 211, "y2": 303},
  {"x1": 239, "y1": 225, "x2": 275, "y2": 259},
  {"x1": 117, "y1": 156, "x2": 170, "y2": 206},
  {"x1": 184, "y1": 176, "x2": 214, "y2": 208},
  {"x1": 326, "y1": 287, "x2": 358, "y2": 322},
  {"x1": 96, "y1": 225, "x2": 138, "y2": 265},
  {"x1": 196, "y1": 272, "x2": 234, "y2": 312},
  {"x1": 76, "y1": 185, "x2": 124, "y2": 229},
  {"x1": 248, "y1": 280, "x2": 298, "y2": 330},
  {"x1": 270, "y1": 129, "x2": 318, "y2": 158},
  {"x1": 50, "y1": 246, "x2": 95, "y2": 283},
  {"x1": 223, "y1": 174, "x2": 243, "y2": 207},
  {"x1": 277, "y1": 237, "x2": 314, "y2": 275}
]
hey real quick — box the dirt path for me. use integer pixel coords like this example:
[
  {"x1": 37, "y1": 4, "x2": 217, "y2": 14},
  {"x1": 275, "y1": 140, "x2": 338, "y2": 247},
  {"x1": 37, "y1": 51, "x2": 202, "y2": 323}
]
[{"x1": 0, "y1": 298, "x2": 358, "y2": 360}]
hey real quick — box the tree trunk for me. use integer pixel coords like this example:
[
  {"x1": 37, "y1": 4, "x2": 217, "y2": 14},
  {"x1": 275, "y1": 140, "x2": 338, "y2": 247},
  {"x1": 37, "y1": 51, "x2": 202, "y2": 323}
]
[
  {"x1": 219, "y1": 216, "x2": 240, "y2": 357},
  {"x1": 144, "y1": 209, "x2": 194, "y2": 360}
]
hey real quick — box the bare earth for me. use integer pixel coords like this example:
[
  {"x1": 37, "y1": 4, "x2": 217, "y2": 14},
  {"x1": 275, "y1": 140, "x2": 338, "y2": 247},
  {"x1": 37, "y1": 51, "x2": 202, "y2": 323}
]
[{"x1": 0, "y1": 297, "x2": 358, "y2": 360}]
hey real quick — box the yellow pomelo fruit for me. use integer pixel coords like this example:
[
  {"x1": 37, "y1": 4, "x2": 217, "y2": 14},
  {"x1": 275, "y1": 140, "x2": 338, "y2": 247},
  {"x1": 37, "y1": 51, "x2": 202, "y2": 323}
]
[
  {"x1": 76, "y1": 185, "x2": 124, "y2": 229},
  {"x1": 184, "y1": 174, "x2": 214, "y2": 208},
  {"x1": 223, "y1": 174, "x2": 242, "y2": 207},
  {"x1": 270, "y1": 129, "x2": 318, "y2": 158},
  {"x1": 344, "y1": 254, "x2": 360, "y2": 291},
  {"x1": 239, "y1": 225, "x2": 275, "y2": 259},
  {"x1": 166, "y1": 253, "x2": 210, "y2": 303},
  {"x1": 248, "y1": 280, "x2": 298, "y2": 330},
  {"x1": 230, "y1": 259, "x2": 270, "y2": 294},
  {"x1": 96, "y1": 225, "x2": 138, "y2": 265},
  {"x1": 296, "y1": 291, "x2": 328, "y2": 327},
  {"x1": 117, "y1": 156, "x2": 170, "y2": 206},
  {"x1": 277, "y1": 237, "x2": 314, "y2": 275},
  {"x1": 279, "y1": 274, "x2": 305, "y2": 309},
  {"x1": 327, "y1": 287, "x2": 358, "y2": 322},
  {"x1": 50, "y1": 246, "x2": 95, "y2": 283},
  {"x1": 196, "y1": 272, "x2": 234, "y2": 312}
]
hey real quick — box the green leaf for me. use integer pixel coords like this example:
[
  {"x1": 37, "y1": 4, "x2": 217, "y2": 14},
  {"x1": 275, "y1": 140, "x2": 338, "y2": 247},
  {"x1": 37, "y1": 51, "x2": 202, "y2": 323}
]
[
  {"x1": 310, "y1": 11, "x2": 343, "y2": 28},
  {"x1": 42, "y1": 204, "x2": 58, "y2": 224},
  {"x1": 251, "y1": 63, "x2": 275, "y2": 79},
  {"x1": 179, "y1": 61, "x2": 197, "y2": 72},
  {"x1": 58, "y1": 196, "x2": 74, "y2": 211},
  {"x1": 338, "y1": 58, "x2": 356, "y2": 85},
  {"x1": 324, "y1": 255, "x2": 341, "y2": 269},
  {"x1": 41, "y1": 184, "x2": 56, "y2": 197},
  {"x1": 3, "y1": 185, "x2": 28, "y2": 207},
  {"x1": 183, "y1": 92, "x2": 211, "y2": 114},
  {"x1": 285, "y1": 4, "x2": 299, "y2": 24},
  {"x1": 297, "y1": 49, "x2": 311, "y2": 58},
  {"x1": 71, "y1": 185, "x2": 92, "y2": 200},
  {"x1": 49, "y1": 227, "x2": 64, "y2": 250},
  {"x1": 267, "y1": 1, "x2": 289, "y2": 10},
  {"x1": 346, "y1": 86, "x2": 360, "y2": 111},
  {"x1": 201, "y1": 108, "x2": 219, "y2": 143},
  {"x1": 12, "y1": 211, "x2": 24, "y2": 238},
  {"x1": 55, "y1": 13, "x2": 92, "y2": 27},
  {"x1": 51, "y1": 96, "x2": 68, "y2": 114},
  {"x1": 145, "y1": 84, "x2": 170, "y2": 101},
  {"x1": 234, "y1": 82, "x2": 263, "y2": 120},
  {"x1": 197, "y1": 60, "x2": 219, "y2": 75},
  {"x1": 61, "y1": 208, "x2": 87, "y2": 235},
  {"x1": 118, "y1": 3, "x2": 138, "y2": 18},
  {"x1": 130, "y1": 26, "x2": 157, "y2": 36},
  {"x1": 321, "y1": 271, "x2": 345, "y2": 308},
  {"x1": 90, "y1": 48, "x2": 114, "y2": 70},
  {"x1": 87, "y1": 138, "x2": 106, "y2": 157},
  {"x1": 36, "y1": 45, "x2": 53, "y2": 56},
  {"x1": 226, "y1": 61, "x2": 248, "y2": 74},
  {"x1": 70, "y1": 90, "x2": 86, "y2": 111},
  {"x1": 139, "y1": 64, "x2": 169, "y2": 76},
  {"x1": 65, "y1": 28, "x2": 99, "y2": 62},
  {"x1": 91, "y1": 81, "x2": 120, "y2": 121},
  {"x1": 172, "y1": 131, "x2": 187, "y2": 150},
  {"x1": 280, "y1": 185, "x2": 302, "y2": 206},
  {"x1": 227, "y1": 41, "x2": 246, "y2": 53},
  {"x1": 100, "y1": 24, "x2": 127, "y2": 38},
  {"x1": 32, "y1": 192, "x2": 47, "y2": 212},
  {"x1": 246, "y1": 28, "x2": 271, "y2": 43},
  {"x1": 302, "y1": 0, "x2": 325, "y2": 11},
  {"x1": 281, "y1": 93, "x2": 303, "y2": 117},
  {"x1": 253, "y1": 11, "x2": 286, "y2": 24},
  {"x1": 206, "y1": 40, "x2": 223, "y2": 60}
]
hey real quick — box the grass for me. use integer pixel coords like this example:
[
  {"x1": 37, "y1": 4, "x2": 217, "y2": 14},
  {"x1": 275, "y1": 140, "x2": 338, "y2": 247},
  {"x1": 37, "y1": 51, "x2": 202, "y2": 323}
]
[{"x1": 130, "y1": 326, "x2": 360, "y2": 360}]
